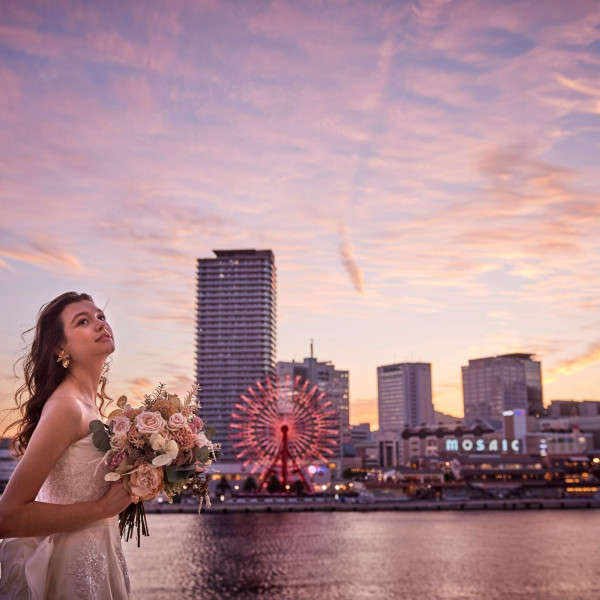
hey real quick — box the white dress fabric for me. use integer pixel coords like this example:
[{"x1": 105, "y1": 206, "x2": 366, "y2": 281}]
[{"x1": 0, "y1": 434, "x2": 131, "y2": 599}]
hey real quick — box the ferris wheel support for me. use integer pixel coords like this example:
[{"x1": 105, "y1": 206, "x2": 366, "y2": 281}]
[{"x1": 258, "y1": 424, "x2": 314, "y2": 493}]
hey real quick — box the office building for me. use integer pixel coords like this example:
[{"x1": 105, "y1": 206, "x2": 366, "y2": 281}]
[
  {"x1": 277, "y1": 350, "x2": 349, "y2": 463},
  {"x1": 462, "y1": 353, "x2": 543, "y2": 426},
  {"x1": 196, "y1": 249, "x2": 276, "y2": 460},
  {"x1": 377, "y1": 362, "x2": 435, "y2": 432}
]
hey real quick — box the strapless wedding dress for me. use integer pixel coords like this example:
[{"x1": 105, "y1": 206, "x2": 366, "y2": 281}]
[{"x1": 0, "y1": 434, "x2": 132, "y2": 599}]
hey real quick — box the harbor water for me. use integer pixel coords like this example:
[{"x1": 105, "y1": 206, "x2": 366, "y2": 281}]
[{"x1": 123, "y1": 509, "x2": 600, "y2": 599}]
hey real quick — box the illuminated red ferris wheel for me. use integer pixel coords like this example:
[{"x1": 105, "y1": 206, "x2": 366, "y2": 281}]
[{"x1": 230, "y1": 375, "x2": 339, "y2": 493}]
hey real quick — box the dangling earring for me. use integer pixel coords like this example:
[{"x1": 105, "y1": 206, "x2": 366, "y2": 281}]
[{"x1": 57, "y1": 349, "x2": 70, "y2": 369}]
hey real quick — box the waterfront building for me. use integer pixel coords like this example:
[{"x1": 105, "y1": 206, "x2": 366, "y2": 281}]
[
  {"x1": 363, "y1": 467, "x2": 446, "y2": 500},
  {"x1": 353, "y1": 451, "x2": 600, "y2": 501},
  {"x1": 377, "y1": 430, "x2": 403, "y2": 468},
  {"x1": 455, "y1": 454, "x2": 599, "y2": 500},
  {"x1": 401, "y1": 423, "x2": 502, "y2": 460},
  {"x1": 535, "y1": 408, "x2": 600, "y2": 454},
  {"x1": 277, "y1": 352, "x2": 348, "y2": 475},
  {"x1": 547, "y1": 399, "x2": 600, "y2": 419},
  {"x1": 462, "y1": 353, "x2": 543, "y2": 426},
  {"x1": 355, "y1": 439, "x2": 379, "y2": 470},
  {"x1": 349, "y1": 423, "x2": 372, "y2": 443},
  {"x1": 503, "y1": 409, "x2": 527, "y2": 451},
  {"x1": 340, "y1": 424, "x2": 373, "y2": 474},
  {"x1": 524, "y1": 428, "x2": 593, "y2": 456},
  {"x1": 377, "y1": 362, "x2": 435, "y2": 433},
  {"x1": 400, "y1": 422, "x2": 594, "y2": 463},
  {"x1": 196, "y1": 249, "x2": 277, "y2": 461},
  {"x1": 277, "y1": 349, "x2": 349, "y2": 442}
]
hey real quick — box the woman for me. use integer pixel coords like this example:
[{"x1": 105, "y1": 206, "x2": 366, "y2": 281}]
[{"x1": 0, "y1": 292, "x2": 134, "y2": 599}]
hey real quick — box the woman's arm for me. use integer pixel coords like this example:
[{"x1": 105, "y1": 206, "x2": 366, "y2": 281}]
[{"x1": 0, "y1": 399, "x2": 132, "y2": 538}]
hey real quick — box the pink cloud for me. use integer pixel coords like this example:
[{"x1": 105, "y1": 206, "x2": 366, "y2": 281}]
[
  {"x1": 0, "y1": 231, "x2": 86, "y2": 274},
  {"x1": 1, "y1": 0, "x2": 600, "y2": 411},
  {"x1": 339, "y1": 223, "x2": 365, "y2": 295}
]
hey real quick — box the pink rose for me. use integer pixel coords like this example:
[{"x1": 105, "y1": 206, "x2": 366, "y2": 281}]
[
  {"x1": 126, "y1": 464, "x2": 164, "y2": 501},
  {"x1": 111, "y1": 416, "x2": 132, "y2": 435},
  {"x1": 189, "y1": 416, "x2": 203, "y2": 433},
  {"x1": 168, "y1": 413, "x2": 187, "y2": 431},
  {"x1": 135, "y1": 411, "x2": 166, "y2": 435}
]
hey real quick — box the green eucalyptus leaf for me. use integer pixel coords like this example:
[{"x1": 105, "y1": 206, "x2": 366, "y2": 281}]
[
  {"x1": 165, "y1": 464, "x2": 196, "y2": 484},
  {"x1": 204, "y1": 427, "x2": 216, "y2": 441},
  {"x1": 92, "y1": 428, "x2": 111, "y2": 452},
  {"x1": 197, "y1": 445, "x2": 210, "y2": 462},
  {"x1": 89, "y1": 419, "x2": 106, "y2": 433}
]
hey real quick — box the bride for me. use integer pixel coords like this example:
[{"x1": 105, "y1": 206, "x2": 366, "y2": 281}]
[{"x1": 0, "y1": 292, "x2": 134, "y2": 599}]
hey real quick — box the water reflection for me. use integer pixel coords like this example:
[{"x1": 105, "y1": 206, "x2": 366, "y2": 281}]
[{"x1": 123, "y1": 510, "x2": 600, "y2": 599}]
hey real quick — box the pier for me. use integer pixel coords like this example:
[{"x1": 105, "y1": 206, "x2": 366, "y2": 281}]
[{"x1": 145, "y1": 496, "x2": 600, "y2": 514}]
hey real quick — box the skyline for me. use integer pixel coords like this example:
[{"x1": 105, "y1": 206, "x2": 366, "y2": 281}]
[{"x1": 2, "y1": 1, "x2": 600, "y2": 428}]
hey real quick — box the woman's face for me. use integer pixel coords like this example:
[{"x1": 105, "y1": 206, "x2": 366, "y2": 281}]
[{"x1": 59, "y1": 300, "x2": 115, "y2": 364}]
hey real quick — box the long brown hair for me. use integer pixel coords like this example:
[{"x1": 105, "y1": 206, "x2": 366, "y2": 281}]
[{"x1": 6, "y1": 292, "x2": 112, "y2": 456}]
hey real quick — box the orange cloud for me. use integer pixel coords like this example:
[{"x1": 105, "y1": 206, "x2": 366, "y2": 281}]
[
  {"x1": 350, "y1": 397, "x2": 378, "y2": 429},
  {"x1": 548, "y1": 346, "x2": 600, "y2": 380}
]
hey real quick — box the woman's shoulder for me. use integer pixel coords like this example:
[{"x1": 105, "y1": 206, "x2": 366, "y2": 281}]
[
  {"x1": 39, "y1": 391, "x2": 88, "y2": 432},
  {"x1": 21, "y1": 393, "x2": 89, "y2": 461}
]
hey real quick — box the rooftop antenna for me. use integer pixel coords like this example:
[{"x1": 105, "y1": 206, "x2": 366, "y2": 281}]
[{"x1": 310, "y1": 338, "x2": 314, "y2": 359}]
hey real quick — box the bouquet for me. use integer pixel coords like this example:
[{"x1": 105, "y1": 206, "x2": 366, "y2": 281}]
[{"x1": 89, "y1": 383, "x2": 219, "y2": 546}]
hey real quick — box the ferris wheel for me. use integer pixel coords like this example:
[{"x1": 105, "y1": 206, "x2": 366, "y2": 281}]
[{"x1": 230, "y1": 375, "x2": 339, "y2": 492}]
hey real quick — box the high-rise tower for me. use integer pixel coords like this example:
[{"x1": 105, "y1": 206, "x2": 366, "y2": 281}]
[
  {"x1": 196, "y1": 249, "x2": 276, "y2": 461},
  {"x1": 377, "y1": 362, "x2": 435, "y2": 431}
]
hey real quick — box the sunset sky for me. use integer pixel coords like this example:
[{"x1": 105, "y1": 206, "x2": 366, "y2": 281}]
[{"x1": 1, "y1": 0, "x2": 600, "y2": 428}]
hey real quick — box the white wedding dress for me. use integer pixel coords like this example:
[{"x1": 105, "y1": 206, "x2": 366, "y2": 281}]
[{"x1": 0, "y1": 434, "x2": 132, "y2": 599}]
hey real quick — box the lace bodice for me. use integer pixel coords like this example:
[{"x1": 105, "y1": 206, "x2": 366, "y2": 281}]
[{"x1": 37, "y1": 434, "x2": 111, "y2": 504}]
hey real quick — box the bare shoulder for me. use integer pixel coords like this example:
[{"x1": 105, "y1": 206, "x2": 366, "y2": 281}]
[
  {"x1": 35, "y1": 392, "x2": 88, "y2": 443},
  {"x1": 41, "y1": 392, "x2": 86, "y2": 423},
  {"x1": 1, "y1": 393, "x2": 88, "y2": 508}
]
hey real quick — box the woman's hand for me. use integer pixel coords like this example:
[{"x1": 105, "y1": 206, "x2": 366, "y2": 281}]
[{"x1": 100, "y1": 481, "x2": 136, "y2": 518}]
